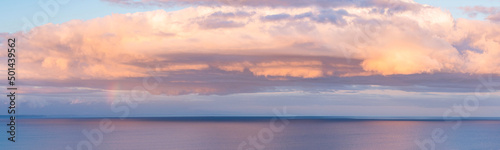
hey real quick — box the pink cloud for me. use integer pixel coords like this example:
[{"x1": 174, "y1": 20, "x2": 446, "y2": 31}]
[
  {"x1": 460, "y1": 6, "x2": 500, "y2": 22},
  {"x1": 1, "y1": 1, "x2": 500, "y2": 96}
]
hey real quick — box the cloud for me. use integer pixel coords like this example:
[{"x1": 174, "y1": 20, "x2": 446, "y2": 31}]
[
  {"x1": 161, "y1": 64, "x2": 209, "y2": 71},
  {"x1": 460, "y1": 6, "x2": 500, "y2": 21},
  {"x1": 460, "y1": 6, "x2": 497, "y2": 15},
  {"x1": 487, "y1": 13, "x2": 500, "y2": 22},
  {"x1": 261, "y1": 13, "x2": 291, "y2": 21},
  {"x1": 198, "y1": 19, "x2": 246, "y2": 29},
  {"x1": 16, "y1": 54, "x2": 500, "y2": 96},
  {"x1": 101, "y1": 0, "x2": 361, "y2": 7},
  {"x1": 102, "y1": 0, "x2": 426, "y2": 12},
  {"x1": 3, "y1": 1, "x2": 500, "y2": 95},
  {"x1": 248, "y1": 61, "x2": 324, "y2": 78}
]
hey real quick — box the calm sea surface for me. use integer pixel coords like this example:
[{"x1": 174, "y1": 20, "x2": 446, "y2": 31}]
[{"x1": 1, "y1": 118, "x2": 500, "y2": 150}]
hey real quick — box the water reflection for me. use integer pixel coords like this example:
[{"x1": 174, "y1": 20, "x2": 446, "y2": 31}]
[{"x1": 1, "y1": 119, "x2": 500, "y2": 150}]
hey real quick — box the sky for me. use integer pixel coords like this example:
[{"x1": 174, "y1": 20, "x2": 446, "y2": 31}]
[{"x1": 2, "y1": 0, "x2": 500, "y2": 117}]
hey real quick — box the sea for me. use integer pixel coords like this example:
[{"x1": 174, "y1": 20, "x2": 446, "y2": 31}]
[{"x1": 1, "y1": 117, "x2": 500, "y2": 150}]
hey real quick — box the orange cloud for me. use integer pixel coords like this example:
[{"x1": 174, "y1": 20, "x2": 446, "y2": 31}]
[
  {"x1": 162, "y1": 64, "x2": 210, "y2": 71},
  {"x1": 4, "y1": 2, "x2": 500, "y2": 82},
  {"x1": 249, "y1": 61, "x2": 324, "y2": 78}
]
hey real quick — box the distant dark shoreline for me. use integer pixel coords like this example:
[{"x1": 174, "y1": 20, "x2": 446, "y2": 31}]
[{"x1": 2, "y1": 115, "x2": 500, "y2": 121}]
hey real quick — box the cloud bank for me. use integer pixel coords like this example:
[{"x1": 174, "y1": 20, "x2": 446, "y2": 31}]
[{"x1": 2, "y1": 0, "x2": 500, "y2": 95}]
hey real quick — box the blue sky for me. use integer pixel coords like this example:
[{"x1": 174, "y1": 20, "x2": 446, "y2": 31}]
[
  {"x1": 0, "y1": 0, "x2": 184, "y2": 33},
  {"x1": 415, "y1": 0, "x2": 500, "y2": 19}
]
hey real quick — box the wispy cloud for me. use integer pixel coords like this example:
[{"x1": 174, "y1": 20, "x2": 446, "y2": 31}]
[{"x1": 460, "y1": 6, "x2": 500, "y2": 21}]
